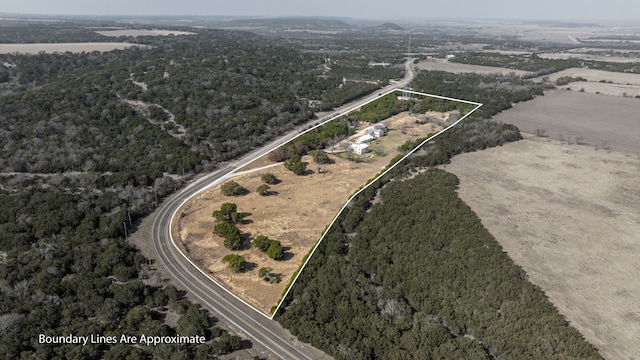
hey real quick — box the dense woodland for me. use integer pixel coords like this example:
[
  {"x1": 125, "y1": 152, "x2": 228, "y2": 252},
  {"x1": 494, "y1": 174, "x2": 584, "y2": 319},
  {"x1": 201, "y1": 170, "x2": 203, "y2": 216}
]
[
  {"x1": 0, "y1": 19, "x2": 604, "y2": 359},
  {"x1": 0, "y1": 23, "x2": 404, "y2": 359},
  {"x1": 276, "y1": 167, "x2": 602, "y2": 359},
  {"x1": 0, "y1": 28, "x2": 402, "y2": 161},
  {"x1": 345, "y1": 93, "x2": 472, "y2": 123},
  {"x1": 275, "y1": 74, "x2": 602, "y2": 358}
]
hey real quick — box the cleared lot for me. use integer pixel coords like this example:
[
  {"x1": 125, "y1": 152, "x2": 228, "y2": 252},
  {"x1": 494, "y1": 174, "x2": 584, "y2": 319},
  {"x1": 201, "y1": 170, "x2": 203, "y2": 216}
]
[
  {"x1": 492, "y1": 90, "x2": 640, "y2": 154},
  {"x1": 96, "y1": 29, "x2": 195, "y2": 37},
  {"x1": 443, "y1": 134, "x2": 640, "y2": 360},
  {"x1": 174, "y1": 113, "x2": 441, "y2": 314},
  {"x1": 531, "y1": 68, "x2": 640, "y2": 97},
  {"x1": 416, "y1": 58, "x2": 533, "y2": 77},
  {"x1": 539, "y1": 52, "x2": 640, "y2": 63}
]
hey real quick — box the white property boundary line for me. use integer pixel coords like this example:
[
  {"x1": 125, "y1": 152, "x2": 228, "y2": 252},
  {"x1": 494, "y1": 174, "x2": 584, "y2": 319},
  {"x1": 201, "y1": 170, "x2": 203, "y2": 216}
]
[
  {"x1": 168, "y1": 88, "x2": 482, "y2": 320},
  {"x1": 270, "y1": 89, "x2": 482, "y2": 319}
]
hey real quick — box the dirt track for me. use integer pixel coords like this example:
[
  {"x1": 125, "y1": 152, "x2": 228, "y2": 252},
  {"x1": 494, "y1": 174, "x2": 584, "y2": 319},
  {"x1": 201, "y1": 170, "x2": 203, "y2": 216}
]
[{"x1": 443, "y1": 134, "x2": 640, "y2": 360}]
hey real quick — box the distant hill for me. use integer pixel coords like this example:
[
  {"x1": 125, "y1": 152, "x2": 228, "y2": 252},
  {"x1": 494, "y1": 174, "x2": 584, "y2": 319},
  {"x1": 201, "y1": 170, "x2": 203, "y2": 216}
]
[
  {"x1": 217, "y1": 17, "x2": 353, "y2": 30},
  {"x1": 373, "y1": 22, "x2": 406, "y2": 31}
]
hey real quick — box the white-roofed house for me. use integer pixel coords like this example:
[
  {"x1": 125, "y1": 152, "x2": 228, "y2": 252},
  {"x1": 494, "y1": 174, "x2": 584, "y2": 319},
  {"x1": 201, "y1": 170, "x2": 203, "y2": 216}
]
[{"x1": 350, "y1": 143, "x2": 370, "y2": 155}]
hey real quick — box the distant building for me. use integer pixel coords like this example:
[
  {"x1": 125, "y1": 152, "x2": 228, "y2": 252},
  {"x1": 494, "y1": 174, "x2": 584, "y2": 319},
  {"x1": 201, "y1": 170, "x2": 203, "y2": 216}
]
[
  {"x1": 355, "y1": 134, "x2": 374, "y2": 144},
  {"x1": 351, "y1": 143, "x2": 370, "y2": 155},
  {"x1": 366, "y1": 124, "x2": 387, "y2": 138},
  {"x1": 368, "y1": 128, "x2": 385, "y2": 138}
]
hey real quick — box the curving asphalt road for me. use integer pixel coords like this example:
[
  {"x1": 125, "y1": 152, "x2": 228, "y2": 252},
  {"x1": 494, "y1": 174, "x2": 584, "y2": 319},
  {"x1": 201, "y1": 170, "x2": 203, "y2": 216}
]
[{"x1": 150, "y1": 60, "x2": 416, "y2": 359}]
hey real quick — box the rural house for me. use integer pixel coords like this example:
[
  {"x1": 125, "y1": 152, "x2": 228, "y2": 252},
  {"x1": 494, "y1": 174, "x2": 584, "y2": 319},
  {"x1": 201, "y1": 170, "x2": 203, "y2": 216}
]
[{"x1": 351, "y1": 143, "x2": 370, "y2": 155}]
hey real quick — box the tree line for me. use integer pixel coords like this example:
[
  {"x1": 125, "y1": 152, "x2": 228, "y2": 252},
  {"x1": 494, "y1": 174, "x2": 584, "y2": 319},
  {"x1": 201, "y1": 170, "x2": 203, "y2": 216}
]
[{"x1": 274, "y1": 70, "x2": 602, "y2": 358}]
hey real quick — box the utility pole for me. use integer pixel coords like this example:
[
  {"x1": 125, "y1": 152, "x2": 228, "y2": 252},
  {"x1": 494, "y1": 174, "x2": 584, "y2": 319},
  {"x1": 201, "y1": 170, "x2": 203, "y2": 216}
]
[
  {"x1": 403, "y1": 32, "x2": 413, "y2": 100},
  {"x1": 123, "y1": 222, "x2": 128, "y2": 238}
]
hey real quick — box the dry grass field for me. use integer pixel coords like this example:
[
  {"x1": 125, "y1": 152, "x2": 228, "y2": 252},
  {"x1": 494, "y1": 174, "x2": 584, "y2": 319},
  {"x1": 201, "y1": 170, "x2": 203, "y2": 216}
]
[
  {"x1": 492, "y1": 90, "x2": 640, "y2": 155},
  {"x1": 416, "y1": 58, "x2": 533, "y2": 76},
  {"x1": 539, "y1": 52, "x2": 640, "y2": 63},
  {"x1": 95, "y1": 29, "x2": 195, "y2": 37},
  {"x1": 0, "y1": 42, "x2": 150, "y2": 54},
  {"x1": 443, "y1": 134, "x2": 640, "y2": 360},
  {"x1": 175, "y1": 113, "x2": 441, "y2": 314},
  {"x1": 531, "y1": 68, "x2": 640, "y2": 97}
]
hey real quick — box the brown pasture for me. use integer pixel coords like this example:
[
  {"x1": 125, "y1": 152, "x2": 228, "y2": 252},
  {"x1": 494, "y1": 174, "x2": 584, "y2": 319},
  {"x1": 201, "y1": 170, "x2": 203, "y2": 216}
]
[
  {"x1": 492, "y1": 90, "x2": 640, "y2": 155},
  {"x1": 174, "y1": 113, "x2": 442, "y2": 314},
  {"x1": 443, "y1": 133, "x2": 640, "y2": 360}
]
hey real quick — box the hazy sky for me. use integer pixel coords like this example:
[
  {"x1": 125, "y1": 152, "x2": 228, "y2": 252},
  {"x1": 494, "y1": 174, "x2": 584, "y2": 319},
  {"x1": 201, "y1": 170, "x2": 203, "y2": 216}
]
[{"x1": 2, "y1": 0, "x2": 638, "y2": 21}]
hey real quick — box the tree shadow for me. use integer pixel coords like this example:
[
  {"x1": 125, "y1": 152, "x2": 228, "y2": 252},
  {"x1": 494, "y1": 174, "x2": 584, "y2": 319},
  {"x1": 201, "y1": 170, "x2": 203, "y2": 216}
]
[
  {"x1": 320, "y1": 157, "x2": 336, "y2": 164},
  {"x1": 240, "y1": 232, "x2": 254, "y2": 250},
  {"x1": 239, "y1": 212, "x2": 252, "y2": 224},
  {"x1": 270, "y1": 273, "x2": 284, "y2": 284},
  {"x1": 243, "y1": 261, "x2": 258, "y2": 272},
  {"x1": 241, "y1": 339, "x2": 253, "y2": 350},
  {"x1": 281, "y1": 247, "x2": 295, "y2": 261}
]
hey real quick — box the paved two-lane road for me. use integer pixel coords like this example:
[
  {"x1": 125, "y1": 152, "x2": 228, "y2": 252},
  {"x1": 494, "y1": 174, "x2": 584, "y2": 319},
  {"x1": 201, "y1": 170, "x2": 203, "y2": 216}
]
[{"x1": 150, "y1": 60, "x2": 416, "y2": 359}]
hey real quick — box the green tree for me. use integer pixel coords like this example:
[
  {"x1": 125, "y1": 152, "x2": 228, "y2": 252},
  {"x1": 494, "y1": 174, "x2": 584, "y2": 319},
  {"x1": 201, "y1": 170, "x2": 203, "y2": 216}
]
[
  {"x1": 220, "y1": 181, "x2": 246, "y2": 196},
  {"x1": 256, "y1": 184, "x2": 271, "y2": 196},
  {"x1": 212, "y1": 202, "x2": 244, "y2": 223},
  {"x1": 176, "y1": 305, "x2": 211, "y2": 337},
  {"x1": 261, "y1": 173, "x2": 279, "y2": 184},
  {"x1": 253, "y1": 235, "x2": 273, "y2": 252},
  {"x1": 224, "y1": 234, "x2": 242, "y2": 250},
  {"x1": 267, "y1": 241, "x2": 285, "y2": 260},
  {"x1": 284, "y1": 154, "x2": 308, "y2": 175},
  {"x1": 148, "y1": 105, "x2": 167, "y2": 121},
  {"x1": 214, "y1": 222, "x2": 242, "y2": 250},
  {"x1": 214, "y1": 221, "x2": 240, "y2": 239},
  {"x1": 309, "y1": 150, "x2": 330, "y2": 164},
  {"x1": 222, "y1": 254, "x2": 246, "y2": 272}
]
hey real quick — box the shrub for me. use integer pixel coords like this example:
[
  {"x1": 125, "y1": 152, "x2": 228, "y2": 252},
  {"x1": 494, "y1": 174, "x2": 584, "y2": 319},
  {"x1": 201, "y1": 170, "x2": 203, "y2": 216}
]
[
  {"x1": 261, "y1": 173, "x2": 278, "y2": 184},
  {"x1": 220, "y1": 181, "x2": 246, "y2": 196},
  {"x1": 253, "y1": 235, "x2": 273, "y2": 252},
  {"x1": 309, "y1": 150, "x2": 329, "y2": 164},
  {"x1": 212, "y1": 202, "x2": 244, "y2": 223},
  {"x1": 284, "y1": 154, "x2": 308, "y2": 175},
  {"x1": 222, "y1": 254, "x2": 246, "y2": 272},
  {"x1": 267, "y1": 241, "x2": 285, "y2": 260},
  {"x1": 257, "y1": 184, "x2": 271, "y2": 196},
  {"x1": 214, "y1": 222, "x2": 242, "y2": 250}
]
